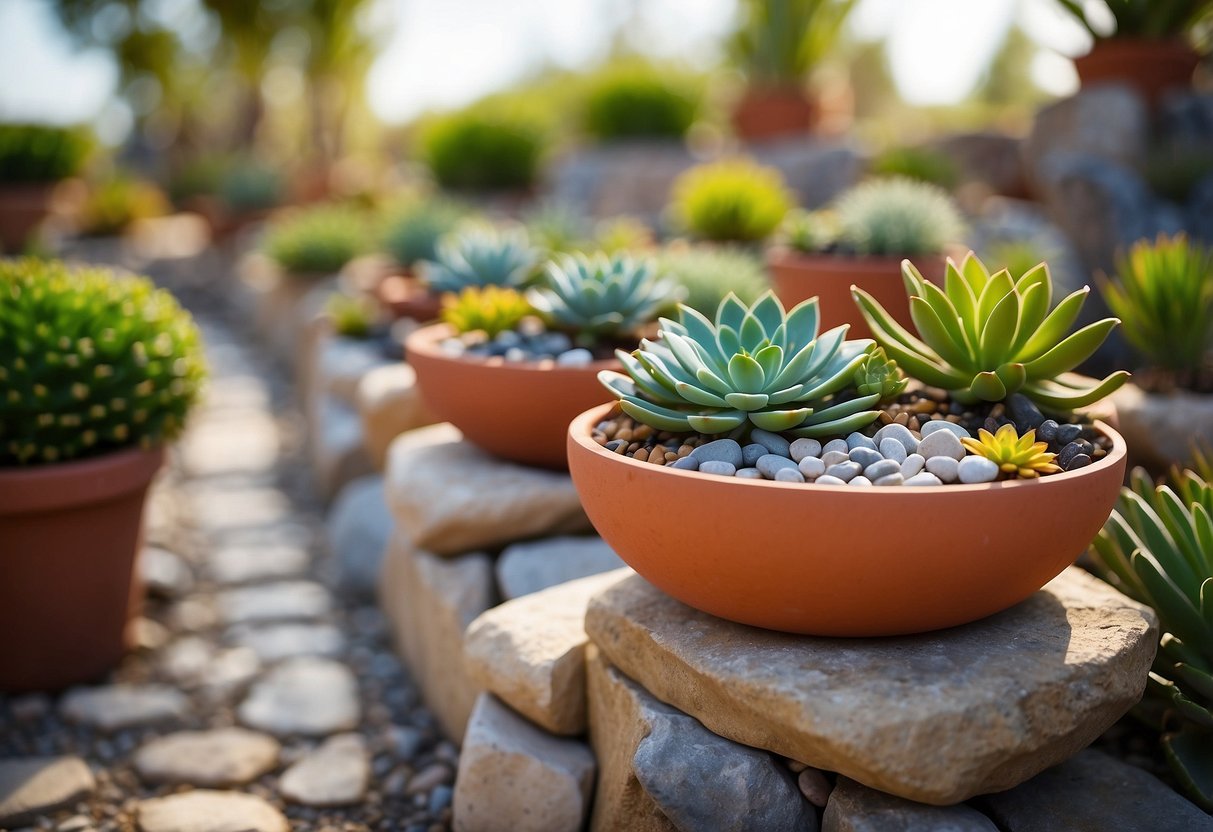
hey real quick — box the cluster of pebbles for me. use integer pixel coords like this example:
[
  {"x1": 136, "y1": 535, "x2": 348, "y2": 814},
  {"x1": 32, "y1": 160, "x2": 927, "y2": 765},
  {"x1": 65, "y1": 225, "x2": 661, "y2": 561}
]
[
  {"x1": 590, "y1": 391, "x2": 1110, "y2": 488},
  {"x1": 438, "y1": 321, "x2": 595, "y2": 366}
]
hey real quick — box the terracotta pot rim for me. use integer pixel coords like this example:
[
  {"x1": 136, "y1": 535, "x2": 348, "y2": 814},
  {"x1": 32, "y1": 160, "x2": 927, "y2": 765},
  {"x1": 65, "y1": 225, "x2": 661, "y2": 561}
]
[
  {"x1": 0, "y1": 445, "x2": 165, "y2": 516},
  {"x1": 569, "y1": 403, "x2": 1126, "y2": 496},
  {"x1": 765, "y1": 248, "x2": 943, "y2": 270},
  {"x1": 406, "y1": 322, "x2": 623, "y2": 375}
]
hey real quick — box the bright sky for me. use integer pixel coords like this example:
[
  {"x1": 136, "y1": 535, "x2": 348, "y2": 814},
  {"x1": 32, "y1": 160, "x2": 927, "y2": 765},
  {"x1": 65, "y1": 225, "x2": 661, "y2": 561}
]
[{"x1": 0, "y1": 0, "x2": 1093, "y2": 133}]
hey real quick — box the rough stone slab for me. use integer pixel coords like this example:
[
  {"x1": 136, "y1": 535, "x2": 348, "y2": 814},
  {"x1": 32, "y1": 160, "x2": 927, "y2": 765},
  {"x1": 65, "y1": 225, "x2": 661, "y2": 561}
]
[
  {"x1": 179, "y1": 410, "x2": 278, "y2": 478},
  {"x1": 452, "y1": 694, "x2": 595, "y2": 832},
  {"x1": 238, "y1": 657, "x2": 360, "y2": 737},
  {"x1": 315, "y1": 334, "x2": 392, "y2": 406},
  {"x1": 357, "y1": 363, "x2": 438, "y2": 469},
  {"x1": 1113, "y1": 383, "x2": 1213, "y2": 470},
  {"x1": 207, "y1": 543, "x2": 309, "y2": 585},
  {"x1": 215, "y1": 580, "x2": 332, "y2": 625},
  {"x1": 280, "y1": 733, "x2": 369, "y2": 807},
  {"x1": 981, "y1": 749, "x2": 1212, "y2": 831},
  {"x1": 138, "y1": 789, "x2": 288, "y2": 832},
  {"x1": 1023, "y1": 86, "x2": 1148, "y2": 187},
  {"x1": 308, "y1": 396, "x2": 374, "y2": 503},
  {"x1": 228, "y1": 622, "x2": 345, "y2": 662},
  {"x1": 495, "y1": 537, "x2": 627, "y2": 601},
  {"x1": 386, "y1": 430, "x2": 590, "y2": 556},
  {"x1": 585, "y1": 568, "x2": 1158, "y2": 804},
  {"x1": 326, "y1": 475, "x2": 392, "y2": 596},
  {"x1": 634, "y1": 701, "x2": 819, "y2": 832},
  {"x1": 379, "y1": 534, "x2": 495, "y2": 742},
  {"x1": 465, "y1": 570, "x2": 632, "y2": 736},
  {"x1": 823, "y1": 778, "x2": 996, "y2": 832},
  {"x1": 61, "y1": 685, "x2": 189, "y2": 732},
  {"x1": 0, "y1": 757, "x2": 95, "y2": 826},
  {"x1": 189, "y1": 487, "x2": 290, "y2": 537},
  {"x1": 585, "y1": 648, "x2": 678, "y2": 832},
  {"x1": 133, "y1": 728, "x2": 280, "y2": 787}
]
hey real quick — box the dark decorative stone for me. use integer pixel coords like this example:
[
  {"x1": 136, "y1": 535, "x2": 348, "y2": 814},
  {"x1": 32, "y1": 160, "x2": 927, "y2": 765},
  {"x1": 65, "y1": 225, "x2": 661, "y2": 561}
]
[{"x1": 1007, "y1": 394, "x2": 1044, "y2": 431}]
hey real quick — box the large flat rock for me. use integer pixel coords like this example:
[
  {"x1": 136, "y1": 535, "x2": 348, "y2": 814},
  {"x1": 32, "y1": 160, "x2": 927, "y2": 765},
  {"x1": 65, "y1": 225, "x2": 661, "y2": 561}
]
[
  {"x1": 325, "y1": 474, "x2": 392, "y2": 595},
  {"x1": 134, "y1": 728, "x2": 279, "y2": 787},
  {"x1": 0, "y1": 756, "x2": 95, "y2": 826},
  {"x1": 237, "y1": 658, "x2": 360, "y2": 737},
  {"x1": 585, "y1": 568, "x2": 1157, "y2": 804},
  {"x1": 465, "y1": 569, "x2": 632, "y2": 735},
  {"x1": 357, "y1": 363, "x2": 437, "y2": 469},
  {"x1": 138, "y1": 789, "x2": 288, "y2": 832},
  {"x1": 385, "y1": 428, "x2": 590, "y2": 557},
  {"x1": 495, "y1": 536, "x2": 627, "y2": 601}
]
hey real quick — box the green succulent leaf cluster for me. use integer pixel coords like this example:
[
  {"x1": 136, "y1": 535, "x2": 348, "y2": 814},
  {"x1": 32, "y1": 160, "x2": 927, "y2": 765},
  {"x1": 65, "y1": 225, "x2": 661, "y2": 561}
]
[
  {"x1": 779, "y1": 208, "x2": 838, "y2": 255},
  {"x1": 380, "y1": 197, "x2": 467, "y2": 268},
  {"x1": 1089, "y1": 468, "x2": 1213, "y2": 810},
  {"x1": 1054, "y1": 0, "x2": 1213, "y2": 40},
  {"x1": 1101, "y1": 233, "x2": 1213, "y2": 383},
  {"x1": 671, "y1": 158, "x2": 792, "y2": 243},
  {"x1": 0, "y1": 123, "x2": 91, "y2": 185},
  {"x1": 324, "y1": 291, "x2": 378, "y2": 339},
  {"x1": 852, "y1": 346, "x2": 907, "y2": 403},
  {"x1": 854, "y1": 253, "x2": 1130, "y2": 411},
  {"x1": 528, "y1": 253, "x2": 680, "y2": 344},
  {"x1": 422, "y1": 224, "x2": 540, "y2": 294},
  {"x1": 441, "y1": 286, "x2": 535, "y2": 339},
  {"x1": 600, "y1": 290, "x2": 879, "y2": 436},
  {"x1": 960, "y1": 424, "x2": 1059, "y2": 479},
  {"x1": 0, "y1": 258, "x2": 206, "y2": 467},
  {"x1": 834, "y1": 177, "x2": 964, "y2": 257},
  {"x1": 869, "y1": 146, "x2": 960, "y2": 190},
  {"x1": 262, "y1": 203, "x2": 368, "y2": 276}
]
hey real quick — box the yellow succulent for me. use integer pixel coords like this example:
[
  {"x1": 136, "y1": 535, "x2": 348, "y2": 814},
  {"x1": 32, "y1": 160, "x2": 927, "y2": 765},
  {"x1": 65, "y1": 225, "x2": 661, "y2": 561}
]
[
  {"x1": 960, "y1": 424, "x2": 1060, "y2": 479},
  {"x1": 441, "y1": 285, "x2": 534, "y2": 338}
]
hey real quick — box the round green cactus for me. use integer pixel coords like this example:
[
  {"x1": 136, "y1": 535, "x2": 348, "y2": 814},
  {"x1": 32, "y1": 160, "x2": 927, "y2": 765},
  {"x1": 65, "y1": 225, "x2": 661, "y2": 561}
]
[
  {"x1": 0, "y1": 258, "x2": 206, "y2": 466},
  {"x1": 262, "y1": 203, "x2": 368, "y2": 276},
  {"x1": 834, "y1": 177, "x2": 964, "y2": 257}
]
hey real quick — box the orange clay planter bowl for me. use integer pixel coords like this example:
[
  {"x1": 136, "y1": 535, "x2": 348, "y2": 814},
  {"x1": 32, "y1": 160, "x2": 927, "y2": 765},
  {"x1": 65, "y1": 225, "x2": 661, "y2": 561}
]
[
  {"x1": 567, "y1": 403, "x2": 1127, "y2": 636},
  {"x1": 407, "y1": 323, "x2": 620, "y2": 470},
  {"x1": 1074, "y1": 39, "x2": 1199, "y2": 106},
  {"x1": 767, "y1": 249, "x2": 946, "y2": 340}
]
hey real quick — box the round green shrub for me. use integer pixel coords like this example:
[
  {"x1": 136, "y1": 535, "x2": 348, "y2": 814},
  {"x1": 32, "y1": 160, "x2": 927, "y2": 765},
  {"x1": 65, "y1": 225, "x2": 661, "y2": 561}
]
[
  {"x1": 0, "y1": 123, "x2": 90, "y2": 185},
  {"x1": 834, "y1": 177, "x2": 965, "y2": 257},
  {"x1": 656, "y1": 245, "x2": 769, "y2": 316},
  {"x1": 79, "y1": 175, "x2": 168, "y2": 237},
  {"x1": 262, "y1": 203, "x2": 368, "y2": 276},
  {"x1": 582, "y1": 66, "x2": 698, "y2": 141},
  {"x1": 419, "y1": 107, "x2": 546, "y2": 192},
  {"x1": 869, "y1": 146, "x2": 960, "y2": 190},
  {"x1": 380, "y1": 197, "x2": 468, "y2": 268},
  {"x1": 671, "y1": 159, "x2": 793, "y2": 243},
  {"x1": 0, "y1": 258, "x2": 206, "y2": 466}
]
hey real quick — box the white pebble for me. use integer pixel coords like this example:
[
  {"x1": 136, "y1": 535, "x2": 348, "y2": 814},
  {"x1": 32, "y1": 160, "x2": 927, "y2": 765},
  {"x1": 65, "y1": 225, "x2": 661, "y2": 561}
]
[
  {"x1": 700, "y1": 461, "x2": 737, "y2": 477},
  {"x1": 918, "y1": 429, "x2": 966, "y2": 461},
  {"x1": 846, "y1": 432, "x2": 877, "y2": 451},
  {"x1": 904, "y1": 472, "x2": 943, "y2": 486},
  {"x1": 825, "y1": 461, "x2": 863, "y2": 482},
  {"x1": 873, "y1": 473, "x2": 905, "y2": 486},
  {"x1": 848, "y1": 476, "x2": 873, "y2": 487},
  {"x1": 798, "y1": 457, "x2": 825, "y2": 479},
  {"x1": 921, "y1": 421, "x2": 971, "y2": 439},
  {"x1": 925, "y1": 456, "x2": 959, "y2": 483},
  {"x1": 874, "y1": 423, "x2": 918, "y2": 454},
  {"x1": 774, "y1": 467, "x2": 806, "y2": 483},
  {"x1": 900, "y1": 454, "x2": 925, "y2": 478},
  {"x1": 789, "y1": 438, "x2": 822, "y2": 462},
  {"x1": 958, "y1": 455, "x2": 1000, "y2": 484},
  {"x1": 815, "y1": 475, "x2": 848, "y2": 486},
  {"x1": 735, "y1": 467, "x2": 764, "y2": 479},
  {"x1": 823, "y1": 439, "x2": 849, "y2": 456},
  {"x1": 821, "y1": 450, "x2": 850, "y2": 467},
  {"x1": 555, "y1": 348, "x2": 594, "y2": 366},
  {"x1": 878, "y1": 438, "x2": 908, "y2": 464}
]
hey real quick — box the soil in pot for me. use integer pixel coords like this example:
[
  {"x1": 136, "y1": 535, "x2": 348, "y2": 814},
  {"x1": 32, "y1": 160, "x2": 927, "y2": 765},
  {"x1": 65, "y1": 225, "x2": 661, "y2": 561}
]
[
  {"x1": 0, "y1": 446, "x2": 164, "y2": 691},
  {"x1": 1074, "y1": 39, "x2": 1199, "y2": 105}
]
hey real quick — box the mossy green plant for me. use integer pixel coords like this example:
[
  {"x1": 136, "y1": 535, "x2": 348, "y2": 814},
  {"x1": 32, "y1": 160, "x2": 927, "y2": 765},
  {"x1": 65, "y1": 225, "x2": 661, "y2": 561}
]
[
  {"x1": 441, "y1": 286, "x2": 534, "y2": 338},
  {"x1": 419, "y1": 105, "x2": 546, "y2": 192},
  {"x1": 582, "y1": 63, "x2": 698, "y2": 141},
  {"x1": 670, "y1": 159, "x2": 793, "y2": 243},
  {"x1": 262, "y1": 203, "x2": 368, "y2": 276},
  {"x1": 0, "y1": 123, "x2": 90, "y2": 184}
]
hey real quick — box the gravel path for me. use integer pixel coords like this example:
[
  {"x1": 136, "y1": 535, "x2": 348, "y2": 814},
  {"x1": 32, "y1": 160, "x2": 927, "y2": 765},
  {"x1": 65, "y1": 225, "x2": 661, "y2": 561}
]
[{"x1": 0, "y1": 270, "x2": 455, "y2": 832}]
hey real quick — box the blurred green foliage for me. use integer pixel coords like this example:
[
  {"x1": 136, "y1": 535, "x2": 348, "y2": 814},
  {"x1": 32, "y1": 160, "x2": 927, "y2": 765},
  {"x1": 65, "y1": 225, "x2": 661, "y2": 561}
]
[
  {"x1": 671, "y1": 158, "x2": 793, "y2": 243},
  {"x1": 0, "y1": 123, "x2": 91, "y2": 185},
  {"x1": 730, "y1": 0, "x2": 857, "y2": 85},
  {"x1": 582, "y1": 62, "x2": 699, "y2": 141},
  {"x1": 380, "y1": 197, "x2": 468, "y2": 268},
  {"x1": 869, "y1": 146, "x2": 960, "y2": 190},
  {"x1": 78, "y1": 174, "x2": 169, "y2": 236},
  {"x1": 262, "y1": 203, "x2": 368, "y2": 275},
  {"x1": 656, "y1": 245, "x2": 769, "y2": 316},
  {"x1": 419, "y1": 103, "x2": 547, "y2": 192}
]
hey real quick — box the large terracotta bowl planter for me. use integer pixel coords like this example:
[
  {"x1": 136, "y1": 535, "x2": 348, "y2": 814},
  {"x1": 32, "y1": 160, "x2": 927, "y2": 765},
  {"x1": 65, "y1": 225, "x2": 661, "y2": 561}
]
[
  {"x1": 767, "y1": 249, "x2": 946, "y2": 340},
  {"x1": 1074, "y1": 39, "x2": 1199, "y2": 105},
  {"x1": 407, "y1": 324, "x2": 620, "y2": 469},
  {"x1": 0, "y1": 184, "x2": 57, "y2": 253},
  {"x1": 568, "y1": 404, "x2": 1127, "y2": 636},
  {"x1": 731, "y1": 86, "x2": 816, "y2": 141},
  {"x1": 377, "y1": 272, "x2": 443, "y2": 323},
  {"x1": 0, "y1": 446, "x2": 164, "y2": 691}
]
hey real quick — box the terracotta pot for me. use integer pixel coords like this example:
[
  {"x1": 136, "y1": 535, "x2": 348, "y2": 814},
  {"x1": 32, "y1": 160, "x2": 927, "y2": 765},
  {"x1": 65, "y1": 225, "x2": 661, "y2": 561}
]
[
  {"x1": 0, "y1": 446, "x2": 164, "y2": 691},
  {"x1": 406, "y1": 323, "x2": 619, "y2": 469},
  {"x1": 1074, "y1": 39, "x2": 1199, "y2": 105},
  {"x1": 378, "y1": 273, "x2": 444, "y2": 323},
  {"x1": 567, "y1": 404, "x2": 1127, "y2": 636},
  {"x1": 0, "y1": 183, "x2": 57, "y2": 253},
  {"x1": 767, "y1": 249, "x2": 946, "y2": 340},
  {"x1": 731, "y1": 86, "x2": 816, "y2": 141}
]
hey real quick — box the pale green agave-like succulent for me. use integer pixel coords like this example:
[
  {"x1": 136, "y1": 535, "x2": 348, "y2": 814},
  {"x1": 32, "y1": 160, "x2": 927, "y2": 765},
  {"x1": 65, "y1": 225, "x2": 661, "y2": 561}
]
[
  {"x1": 599, "y1": 291, "x2": 879, "y2": 436},
  {"x1": 853, "y1": 253, "x2": 1129, "y2": 411},
  {"x1": 422, "y1": 224, "x2": 539, "y2": 294},
  {"x1": 528, "y1": 253, "x2": 681, "y2": 343}
]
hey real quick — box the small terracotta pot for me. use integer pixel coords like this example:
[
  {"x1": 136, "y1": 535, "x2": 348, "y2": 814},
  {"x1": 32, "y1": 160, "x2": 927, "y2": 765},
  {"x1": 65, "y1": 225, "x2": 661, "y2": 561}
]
[
  {"x1": 1074, "y1": 39, "x2": 1199, "y2": 105},
  {"x1": 767, "y1": 249, "x2": 946, "y2": 340},
  {"x1": 0, "y1": 446, "x2": 164, "y2": 691},
  {"x1": 731, "y1": 86, "x2": 816, "y2": 141},
  {"x1": 567, "y1": 404, "x2": 1127, "y2": 636},
  {"x1": 406, "y1": 324, "x2": 620, "y2": 470},
  {"x1": 378, "y1": 273, "x2": 444, "y2": 323},
  {"x1": 0, "y1": 184, "x2": 57, "y2": 253}
]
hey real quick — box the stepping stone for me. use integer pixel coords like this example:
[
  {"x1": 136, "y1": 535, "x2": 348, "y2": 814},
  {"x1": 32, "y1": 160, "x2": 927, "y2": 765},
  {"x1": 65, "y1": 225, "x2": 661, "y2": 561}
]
[
  {"x1": 495, "y1": 536, "x2": 627, "y2": 600},
  {"x1": 140, "y1": 546, "x2": 194, "y2": 598},
  {"x1": 180, "y1": 413, "x2": 278, "y2": 478},
  {"x1": 981, "y1": 749, "x2": 1212, "y2": 831},
  {"x1": 380, "y1": 537, "x2": 493, "y2": 742},
  {"x1": 61, "y1": 685, "x2": 188, "y2": 732},
  {"x1": 238, "y1": 657, "x2": 360, "y2": 737},
  {"x1": 385, "y1": 427, "x2": 590, "y2": 556},
  {"x1": 207, "y1": 543, "x2": 309, "y2": 585},
  {"x1": 138, "y1": 789, "x2": 288, "y2": 832},
  {"x1": 190, "y1": 487, "x2": 290, "y2": 536},
  {"x1": 134, "y1": 728, "x2": 280, "y2": 787},
  {"x1": 325, "y1": 475, "x2": 392, "y2": 596},
  {"x1": 356, "y1": 363, "x2": 437, "y2": 469},
  {"x1": 0, "y1": 756, "x2": 95, "y2": 826},
  {"x1": 453, "y1": 694, "x2": 595, "y2": 832},
  {"x1": 229, "y1": 622, "x2": 345, "y2": 662},
  {"x1": 279, "y1": 733, "x2": 369, "y2": 807},
  {"x1": 824, "y1": 778, "x2": 996, "y2": 831},
  {"x1": 215, "y1": 581, "x2": 331, "y2": 626},
  {"x1": 585, "y1": 568, "x2": 1158, "y2": 804},
  {"x1": 465, "y1": 570, "x2": 631, "y2": 735}
]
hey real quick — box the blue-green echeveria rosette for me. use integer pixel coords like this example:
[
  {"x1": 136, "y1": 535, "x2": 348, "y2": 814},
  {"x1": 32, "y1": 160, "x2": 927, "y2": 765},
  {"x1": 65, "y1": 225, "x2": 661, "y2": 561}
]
[{"x1": 599, "y1": 290, "x2": 880, "y2": 437}]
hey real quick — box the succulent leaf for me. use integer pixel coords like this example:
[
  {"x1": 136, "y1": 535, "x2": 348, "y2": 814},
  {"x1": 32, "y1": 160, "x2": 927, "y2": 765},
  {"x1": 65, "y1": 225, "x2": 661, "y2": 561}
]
[
  {"x1": 422, "y1": 224, "x2": 539, "y2": 294},
  {"x1": 440, "y1": 286, "x2": 535, "y2": 338},
  {"x1": 959, "y1": 424, "x2": 1059, "y2": 479}
]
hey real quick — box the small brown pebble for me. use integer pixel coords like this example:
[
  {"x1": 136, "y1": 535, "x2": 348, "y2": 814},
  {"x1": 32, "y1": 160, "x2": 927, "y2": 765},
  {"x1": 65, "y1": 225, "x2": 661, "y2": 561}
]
[
  {"x1": 990, "y1": 403, "x2": 1006, "y2": 418},
  {"x1": 633, "y1": 424, "x2": 654, "y2": 440},
  {"x1": 878, "y1": 411, "x2": 894, "y2": 425},
  {"x1": 945, "y1": 414, "x2": 962, "y2": 423},
  {"x1": 615, "y1": 428, "x2": 633, "y2": 442},
  {"x1": 910, "y1": 399, "x2": 936, "y2": 414},
  {"x1": 786, "y1": 759, "x2": 809, "y2": 774},
  {"x1": 797, "y1": 767, "x2": 833, "y2": 807},
  {"x1": 923, "y1": 386, "x2": 949, "y2": 401},
  {"x1": 1093, "y1": 447, "x2": 1106, "y2": 459},
  {"x1": 908, "y1": 417, "x2": 920, "y2": 432},
  {"x1": 894, "y1": 412, "x2": 909, "y2": 426},
  {"x1": 627, "y1": 442, "x2": 640, "y2": 453},
  {"x1": 664, "y1": 452, "x2": 679, "y2": 462},
  {"x1": 649, "y1": 453, "x2": 666, "y2": 466},
  {"x1": 632, "y1": 448, "x2": 648, "y2": 460},
  {"x1": 678, "y1": 444, "x2": 694, "y2": 457},
  {"x1": 592, "y1": 433, "x2": 607, "y2": 446}
]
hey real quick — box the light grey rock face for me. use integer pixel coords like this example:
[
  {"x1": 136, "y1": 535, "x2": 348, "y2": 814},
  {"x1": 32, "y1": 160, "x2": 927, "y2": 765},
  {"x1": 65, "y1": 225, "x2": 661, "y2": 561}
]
[
  {"x1": 385, "y1": 429, "x2": 590, "y2": 557},
  {"x1": 308, "y1": 396, "x2": 374, "y2": 504},
  {"x1": 326, "y1": 475, "x2": 392, "y2": 596},
  {"x1": 189, "y1": 486, "x2": 290, "y2": 539},
  {"x1": 584, "y1": 569, "x2": 1158, "y2": 805},
  {"x1": 206, "y1": 543, "x2": 309, "y2": 585},
  {"x1": 633, "y1": 708, "x2": 819, "y2": 832},
  {"x1": 823, "y1": 778, "x2": 997, "y2": 832},
  {"x1": 60, "y1": 686, "x2": 189, "y2": 733},
  {"x1": 495, "y1": 536, "x2": 626, "y2": 601},
  {"x1": 934, "y1": 131, "x2": 1026, "y2": 196},
  {"x1": 1112, "y1": 383, "x2": 1213, "y2": 470},
  {"x1": 452, "y1": 694, "x2": 596, "y2": 832},
  {"x1": 215, "y1": 581, "x2": 332, "y2": 626},
  {"x1": 0, "y1": 757, "x2": 96, "y2": 826},
  {"x1": 279, "y1": 733, "x2": 369, "y2": 807},
  {"x1": 228, "y1": 622, "x2": 345, "y2": 662},
  {"x1": 356, "y1": 363, "x2": 438, "y2": 470},
  {"x1": 137, "y1": 789, "x2": 288, "y2": 832},
  {"x1": 133, "y1": 728, "x2": 280, "y2": 787},
  {"x1": 238, "y1": 658, "x2": 360, "y2": 737},
  {"x1": 141, "y1": 546, "x2": 194, "y2": 598},
  {"x1": 981, "y1": 749, "x2": 1213, "y2": 832},
  {"x1": 1024, "y1": 86, "x2": 1149, "y2": 186}
]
